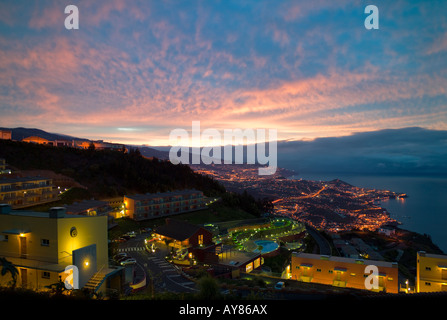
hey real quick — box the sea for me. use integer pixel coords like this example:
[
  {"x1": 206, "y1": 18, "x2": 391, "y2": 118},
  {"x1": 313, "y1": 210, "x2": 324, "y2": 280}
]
[{"x1": 289, "y1": 173, "x2": 447, "y2": 254}]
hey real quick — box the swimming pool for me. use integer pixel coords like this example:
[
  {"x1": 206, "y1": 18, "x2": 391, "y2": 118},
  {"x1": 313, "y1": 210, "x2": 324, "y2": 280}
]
[{"x1": 253, "y1": 240, "x2": 279, "y2": 254}]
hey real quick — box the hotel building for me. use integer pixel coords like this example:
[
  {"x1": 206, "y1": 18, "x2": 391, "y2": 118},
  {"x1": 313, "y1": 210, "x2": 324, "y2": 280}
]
[
  {"x1": 0, "y1": 158, "x2": 10, "y2": 175},
  {"x1": 0, "y1": 176, "x2": 59, "y2": 209},
  {"x1": 152, "y1": 218, "x2": 262, "y2": 276},
  {"x1": 124, "y1": 189, "x2": 205, "y2": 221},
  {"x1": 291, "y1": 252, "x2": 399, "y2": 293},
  {"x1": 73, "y1": 140, "x2": 125, "y2": 152},
  {"x1": 0, "y1": 204, "x2": 123, "y2": 294},
  {"x1": 0, "y1": 129, "x2": 12, "y2": 140},
  {"x1": 416, "y1": 251, "x2": 447, "y2": 293},
  {"x1": 22, "y1": 136, "x2": 70, "y2": 147},
  {"x1": 64, "y1": 199, "x2": 117, "y2": 229}
]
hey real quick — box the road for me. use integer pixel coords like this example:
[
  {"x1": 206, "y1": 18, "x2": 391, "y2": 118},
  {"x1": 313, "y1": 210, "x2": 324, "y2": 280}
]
[
  {"x1": 116, "y1": 234, "x2": 198, "y2": 295},
  {"x1": 305, "y1": 225, "x2": 332, "y2": 255}
]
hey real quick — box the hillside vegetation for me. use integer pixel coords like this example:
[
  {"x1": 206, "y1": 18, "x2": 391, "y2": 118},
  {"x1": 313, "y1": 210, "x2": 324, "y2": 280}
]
[
  {"x1": 0, "y1": 140, "x2": 224, "y2": 197},
  {"x1": 0, "y1": 140, "x2": 267, "y2": 216}
]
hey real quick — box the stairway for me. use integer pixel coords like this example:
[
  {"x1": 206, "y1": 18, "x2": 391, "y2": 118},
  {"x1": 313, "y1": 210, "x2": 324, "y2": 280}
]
[{"x1": 84, "y1": 269, "x2": 106, "y2": 292}]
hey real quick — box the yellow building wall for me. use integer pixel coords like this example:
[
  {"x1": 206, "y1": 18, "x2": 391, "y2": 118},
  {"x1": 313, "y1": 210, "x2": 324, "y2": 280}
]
[
  {"x1": 417, "y1": 252, "x2": 447, "y2": 293},
  {"x1": 291, "y1": 254, "x2": 399, "y2": 293},
  {"x1": 57, "y1": 215, "x2": 109, "y2": 268},
  {"x1": 0, "y1": 214, "x2": 59, "y2": 263},
  {"x1": 0, "y1": 212, "x2": 108, "y2": 291},
  {"x1": 123, "y1": 196, "x2": 136, "y2": 219}
]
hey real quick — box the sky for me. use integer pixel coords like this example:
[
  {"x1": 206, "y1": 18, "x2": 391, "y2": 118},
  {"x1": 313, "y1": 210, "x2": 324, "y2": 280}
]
[{"x1": 0, "y1": 0, "x2": 446, "y2": 146}]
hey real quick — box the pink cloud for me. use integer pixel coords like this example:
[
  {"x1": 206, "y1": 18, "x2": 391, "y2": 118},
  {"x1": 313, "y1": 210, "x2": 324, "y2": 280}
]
[{"x1": 28, "y1": 5, "x2": 63, "y2": 30}]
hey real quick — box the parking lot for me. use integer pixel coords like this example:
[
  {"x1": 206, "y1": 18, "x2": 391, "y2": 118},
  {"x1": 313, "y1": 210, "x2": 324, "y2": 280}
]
[{"x1": 115, "y1": 233, "x2": 198, "y2": 294}]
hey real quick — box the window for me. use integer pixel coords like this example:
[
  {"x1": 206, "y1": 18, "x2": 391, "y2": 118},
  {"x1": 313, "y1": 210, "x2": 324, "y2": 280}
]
[
  {"x1": 426, "y1": 267, "x2": 432, "y2": 271},
  {"x1": 328, "y1": 270, "x2": 333, "y2": 274},
  {"x1": 1, "y1": 235, "x2": 8, "y2": 242},
  {"x1": 42, "y1": 272, "x2": 50, "y2": 279},
  {"x1": 198, "y1": 234, "x2": 204, "y2": 245},
  {"x1": 316, "y1": 268, "x2": 321, "y2": 272},
  {"x1": 425, "y1": 282, "x2": 431, "y2": 286},
  {"x1": 41, "y1": 239, "x2": 50, "y2": 246}
]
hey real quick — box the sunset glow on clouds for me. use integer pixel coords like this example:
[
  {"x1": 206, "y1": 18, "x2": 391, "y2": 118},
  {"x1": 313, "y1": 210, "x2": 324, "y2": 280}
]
[{"x1": 0, "y1": 0, "x2": 446, "y2": 145}]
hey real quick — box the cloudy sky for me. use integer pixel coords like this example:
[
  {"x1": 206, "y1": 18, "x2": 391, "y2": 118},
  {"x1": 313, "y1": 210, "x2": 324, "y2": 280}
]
[{"x1": 0, "y1": 0, "x2": 446, "y2": 145}]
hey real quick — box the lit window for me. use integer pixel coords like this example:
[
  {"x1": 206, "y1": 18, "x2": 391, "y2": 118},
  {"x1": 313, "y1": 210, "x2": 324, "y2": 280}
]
[{"x1": 198, "y1": 234, "x2": 203, "y2": 245}]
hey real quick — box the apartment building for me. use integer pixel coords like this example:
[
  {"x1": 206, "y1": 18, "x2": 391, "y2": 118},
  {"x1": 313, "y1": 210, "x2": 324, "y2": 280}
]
[
  {"x1": 0, "y1": 205, "x2": 123, "y2": 294},
  {"x1": 0, "y1": 176, "x2": 59, "y2": 209},
  {"x1": 291, "y1": 252, "x2": 399, "y2": 293},
  {"x1": 0, "y1": 129, "x2": 12, "y2": 140},
  {"x1": 124, "y1": 189, "x2": 205, "y2": 221},
  {"x1": 73, "y1": 140, "x2": 125, "y2": 152},
  {"x1": 64, "y1": 199, "x2": 117, "y2": 229},
  {"x1": 416, "y1": 251, "x2": 447, "y2": 293},
  {"x1": 0, "y1": 158, "x2": 10, "y2": 175}
]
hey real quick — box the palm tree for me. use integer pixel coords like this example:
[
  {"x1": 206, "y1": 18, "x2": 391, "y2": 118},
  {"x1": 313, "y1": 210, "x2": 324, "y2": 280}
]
[
  {"x1": 257, "y1": 245, "x2": 264, "y2": 257},
  {"x1": 0, "y1": 257, "x2": 18, "y2": 288}
]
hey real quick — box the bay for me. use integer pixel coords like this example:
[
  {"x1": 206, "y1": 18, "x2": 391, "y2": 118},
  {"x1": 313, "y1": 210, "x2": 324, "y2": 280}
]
[{"x1": 289, "y1": 173, "x2": 447, "y2": 254}]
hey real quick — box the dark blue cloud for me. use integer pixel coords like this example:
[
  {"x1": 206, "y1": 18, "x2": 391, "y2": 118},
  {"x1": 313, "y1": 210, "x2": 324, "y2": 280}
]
[{"x1": 277, "y1": 127, "x2": 447, "y2": 175}]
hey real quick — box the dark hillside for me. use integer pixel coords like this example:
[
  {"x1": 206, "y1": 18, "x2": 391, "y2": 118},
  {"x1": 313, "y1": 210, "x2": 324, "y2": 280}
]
[{"x1": 0, "y1": 140, "x2": 225, "y2": 199}]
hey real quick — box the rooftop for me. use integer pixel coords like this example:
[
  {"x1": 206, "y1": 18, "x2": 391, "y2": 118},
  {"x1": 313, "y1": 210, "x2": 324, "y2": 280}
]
[
  {"x1": 0, "y1": 176, "x2": 52, "y2": 184},
  {"x1": 217, "y1": 249, "x2": 260, "y2": 267},
  {"x1": 125, "y1": 189, "x2": 203, "y2": 201},
  {"x1": 418, "y1": 251, "x2": 447, "y2": 260},
  {"x1": 154, "y1": 218, "x2": 210, "y2": 241},
  {"x1": 292, "y1": 252, "x2": 397, "y2": 268},
  {"x1": 0, "y1": 205, "x2": 93, "y2": 219},
  {"x1": 64, "y1": 199, "x2": 109, "y2": 214}
]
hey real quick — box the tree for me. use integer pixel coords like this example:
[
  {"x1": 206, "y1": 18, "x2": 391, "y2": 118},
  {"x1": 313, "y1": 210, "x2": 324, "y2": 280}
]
[
  {"x1": 257, "y1": 245, "x2": 264, "y2": 257},
  {"x1": 88, "y1": 142, "x2": 95, "y2": 151},
  {"x1": 0, "y1": 257, "x2": 18, "y2": 288},
  {"x1": 196, "y1": 274, "x2": 221, "y2": 300}
]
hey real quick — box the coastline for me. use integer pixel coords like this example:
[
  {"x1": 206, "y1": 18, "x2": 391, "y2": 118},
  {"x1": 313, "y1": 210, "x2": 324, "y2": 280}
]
[{"x1": 287, "y1": 173, "x2": 447, "y2": 254}]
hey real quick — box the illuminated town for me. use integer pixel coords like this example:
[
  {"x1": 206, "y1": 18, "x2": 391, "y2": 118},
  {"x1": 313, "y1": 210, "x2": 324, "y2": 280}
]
[{"x1": 191, "y1": 163, "x2": 404, "y2": 233}]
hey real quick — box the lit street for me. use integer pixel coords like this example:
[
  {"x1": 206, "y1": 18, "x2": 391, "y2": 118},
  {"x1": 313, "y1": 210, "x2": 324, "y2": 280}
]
[{"x1": 117, "y1": 234, "x2": 198, "y2": 294}]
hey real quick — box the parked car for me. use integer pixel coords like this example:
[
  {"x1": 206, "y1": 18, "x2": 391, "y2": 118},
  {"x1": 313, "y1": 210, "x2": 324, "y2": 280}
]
[
  {"x1": 274, "y1": 281, "x2": 285, "y2": 290},
  {"x1": 119, "y1": 235, "x2": 130, "y2": 241},
  {"x1": 116, "y1": 255, "x2": 132, "y2": 263},
  {"x1": 113, "y1": 253, "x2": 128, "y2": 261},
  {"x1": 120, "y1": 258, "x2": 137, "y2": 266}
]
